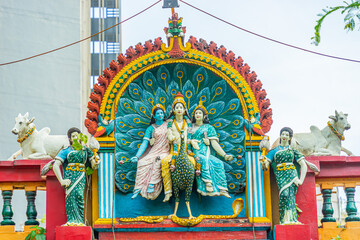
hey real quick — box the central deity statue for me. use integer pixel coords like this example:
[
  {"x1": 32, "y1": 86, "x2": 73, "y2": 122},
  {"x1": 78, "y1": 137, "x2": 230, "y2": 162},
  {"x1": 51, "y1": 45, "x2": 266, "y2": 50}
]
[{"x1": 161, "y1": 92, "x2": 199, "y2": 204}]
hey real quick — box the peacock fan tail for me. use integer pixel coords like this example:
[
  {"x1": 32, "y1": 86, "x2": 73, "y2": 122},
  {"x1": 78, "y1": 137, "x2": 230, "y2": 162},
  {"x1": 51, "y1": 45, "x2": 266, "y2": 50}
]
[{"x1": 115, "y1": 63, "x2": 246, "y2": 194}]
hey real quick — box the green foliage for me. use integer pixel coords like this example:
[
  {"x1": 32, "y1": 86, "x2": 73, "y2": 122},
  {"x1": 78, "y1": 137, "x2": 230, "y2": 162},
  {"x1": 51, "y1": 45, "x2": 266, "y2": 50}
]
[
  {"x1": 38, "y1": 215, "x2": 46, "y2": 224},
  {"x1": 331, "y1": 235, "x2": 343, "y2": 240},
  {"x1": 25, "y1": 226, "x2": 46, "y2": 240},
  {"x1": 295, "y1": 203, "x2": 302, "y2": 217},
  {"x1": 86, "y1": 166, "x2": 94, "y2": 175},
  {"x1": 312, "y1": 0, "x2": 360, "y2": 45},
  {"x1": 72, "y1": 133, "x2": 88, "y2": 150}
]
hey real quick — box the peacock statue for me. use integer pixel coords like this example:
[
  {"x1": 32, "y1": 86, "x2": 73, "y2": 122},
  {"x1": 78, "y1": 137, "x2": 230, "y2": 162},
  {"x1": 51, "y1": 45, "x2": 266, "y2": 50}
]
[
  {"x1": 171, "y1": 130, "x2": 196, "y2": 218},
  {"x1": 115, "y1": 63, "x2": 246, "y2": 195}
]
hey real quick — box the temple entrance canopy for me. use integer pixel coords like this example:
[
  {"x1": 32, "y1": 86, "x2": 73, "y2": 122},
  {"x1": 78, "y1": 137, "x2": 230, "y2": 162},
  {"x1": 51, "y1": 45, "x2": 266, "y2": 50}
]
[{"x1": 85, "y1": 12, "x2": 273, "y2": 228}]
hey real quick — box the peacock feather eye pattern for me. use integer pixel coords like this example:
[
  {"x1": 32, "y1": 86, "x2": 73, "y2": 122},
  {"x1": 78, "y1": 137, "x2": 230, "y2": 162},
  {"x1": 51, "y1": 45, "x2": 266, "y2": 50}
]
[{"x1": 115, "y1": 63, "x2": 247, "y2": 194}]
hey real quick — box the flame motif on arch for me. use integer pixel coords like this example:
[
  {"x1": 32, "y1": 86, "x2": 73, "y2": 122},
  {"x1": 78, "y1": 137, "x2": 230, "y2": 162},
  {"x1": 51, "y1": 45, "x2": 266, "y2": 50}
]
[{"x1": 85, "y1": 37, "x2": 272, "y2": 136}]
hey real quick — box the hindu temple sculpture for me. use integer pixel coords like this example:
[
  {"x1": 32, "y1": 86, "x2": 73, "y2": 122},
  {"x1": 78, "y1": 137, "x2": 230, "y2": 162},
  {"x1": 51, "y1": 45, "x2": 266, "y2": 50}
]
[
  {"x1": 9, "y1": 112, "x2": 68, "y2": 160},
  {"x1": 120, "y1": 104, "x2": 170, "y2": 200},
  {"x1": 160, "y1": 92, "x2": 199, "y2": 218},
  {"x1": 160, "y1": 92, "x2": 199, "y2": 204},
  {"x1": 191, "y1": 101, "x2": 232, "y2": 198},
  {"x1": 291, "y1": 110, "x2": 353, "y2": 156},
  {"x1": 261, "y1": 127, "x2": 307, "y2": 224},
  {"x1": 52, "y1": 127, "x2": 100, "y2": 226},
  {"x1": 109, "y1": 12, "x2": 253, "y2": 226}
]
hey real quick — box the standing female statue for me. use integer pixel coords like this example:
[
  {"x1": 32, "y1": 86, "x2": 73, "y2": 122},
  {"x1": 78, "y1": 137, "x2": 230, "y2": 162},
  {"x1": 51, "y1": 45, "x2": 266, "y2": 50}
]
[
  {"x1": 124, "y1": 104, "x2": 170, "y2": 200},
  {"x1": 191, "y1": 101, "x2": 232, "y2": 198},
  {"x1": 262, "y1": 127, "x2": 307, "y2": 224},
  {"x1": 53, "y1": 127, "x2": 100, "y2": 225},
  {"x1": 161, "y1": 92, "x2": 199, "y2": 203}
]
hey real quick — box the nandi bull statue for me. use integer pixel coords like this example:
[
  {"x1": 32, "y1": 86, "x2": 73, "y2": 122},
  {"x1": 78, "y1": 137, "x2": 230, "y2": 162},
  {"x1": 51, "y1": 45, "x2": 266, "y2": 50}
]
[
  {"x1": 271, "y1": 110, "x2": 353, "y2": 156},
  {"x1": 8, "y1": 112, "x2": 69, "y2": 160}
]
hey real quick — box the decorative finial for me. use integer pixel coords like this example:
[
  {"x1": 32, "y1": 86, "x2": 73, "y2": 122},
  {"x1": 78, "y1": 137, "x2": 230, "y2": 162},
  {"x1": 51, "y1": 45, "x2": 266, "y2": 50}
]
[{"x1": 162, "y1": 0, "x2": 179, "y2": 9}]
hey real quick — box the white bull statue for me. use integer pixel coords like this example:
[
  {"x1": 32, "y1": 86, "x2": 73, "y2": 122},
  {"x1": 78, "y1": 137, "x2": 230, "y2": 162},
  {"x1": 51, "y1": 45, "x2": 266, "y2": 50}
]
[
  {"x1": 9, "y1": 113, "x2": 69, "y2": 160},
  {"x1": 290, "y1": 110, "x2": 353, "y2": 156}
]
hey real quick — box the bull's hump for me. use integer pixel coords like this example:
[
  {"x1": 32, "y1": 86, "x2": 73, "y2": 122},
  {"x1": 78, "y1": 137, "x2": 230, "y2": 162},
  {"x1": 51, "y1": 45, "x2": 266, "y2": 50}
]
[{"x1": 310, "y1": 125, "x2": 321, "y2": 133}]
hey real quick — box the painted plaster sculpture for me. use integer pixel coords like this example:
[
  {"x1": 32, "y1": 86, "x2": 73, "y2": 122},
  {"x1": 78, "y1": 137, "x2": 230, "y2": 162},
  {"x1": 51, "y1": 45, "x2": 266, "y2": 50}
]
[
  {"x1": 120, "y1": 104, "x2": 170, "y2": 200},
  {"x1": 289, "y1": 110, "x2": 353, "y2": 156},
  {"x1": 191, "y1": 101, "x2": 232, "y2": 198},
  {"x1": 160, "y1": 92, "x2": 199, "y2": 207},
  {"x1": 114, "y1": 63, "x2": 247, "y2": 196},
  {"x1": 170, "y1": 128, "x2": 196, "y2": 219},
  {"x1": 244, "y1": 112, "x2": 265, "y2": 136},
  {"x1": 93, "y1": 114, "x2": 115, "y2": 138},
  {"x1": 262, "y1": 127, "x2": 307, "y2": 225},
  {"x1": 9, "y1": 112, "x2": 69, "y2": 160},
  {"x1": 52, "y1": 127, "x2": 100, "y2": 226},
  {"x1": 164, "y1": 12, "x2": 185, "y2": 39}
]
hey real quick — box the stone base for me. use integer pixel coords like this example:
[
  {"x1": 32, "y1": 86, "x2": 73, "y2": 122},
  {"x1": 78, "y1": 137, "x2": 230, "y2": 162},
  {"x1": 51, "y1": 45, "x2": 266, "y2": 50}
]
[
  {"x1": 56, "y1": 226, "x2": 92, "y2": 240},
  {"x1": 95, "y1": 219, "x2": 271, "y2": 240},
  {"x1": 274, "y1": 224, "x2": 310, "y2": 240}
]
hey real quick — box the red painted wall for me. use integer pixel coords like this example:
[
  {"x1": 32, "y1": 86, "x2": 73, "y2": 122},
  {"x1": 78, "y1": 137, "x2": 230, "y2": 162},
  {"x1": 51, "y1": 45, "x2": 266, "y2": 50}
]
[{"x1": 296, "y1": 172, "x2": 318, "y2": 240}]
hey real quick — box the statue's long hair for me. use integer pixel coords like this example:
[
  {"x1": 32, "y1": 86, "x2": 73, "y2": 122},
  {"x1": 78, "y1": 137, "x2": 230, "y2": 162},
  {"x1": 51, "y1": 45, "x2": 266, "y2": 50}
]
[
  {"x1": 191, "y1": 108, "x2": 210, "y2": 124},
  {"x1": 67, "y1": 127, "x2": 81, "y2": 145},
  {"x1": 279, "y1": 127, "x2": 293, "y2": 145}
]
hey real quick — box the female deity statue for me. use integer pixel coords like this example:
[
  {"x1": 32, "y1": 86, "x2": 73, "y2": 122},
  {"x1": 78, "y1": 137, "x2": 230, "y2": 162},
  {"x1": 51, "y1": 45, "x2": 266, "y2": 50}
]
[
  {"x1": 262, "y1": 127, "x2": 307, "y2": 224},
  {"x1": 52, "y1": 127, "x2": 100, "y2": 226},
  {"x1": 161, "y1": 92, "x2": 200, "y2": 202},
  {"x1": 124, "y1": 104, "x2": 170, "y2": 200},
  {"x1": 191, "y1": 101, "x2": 232, "y2": 198}
]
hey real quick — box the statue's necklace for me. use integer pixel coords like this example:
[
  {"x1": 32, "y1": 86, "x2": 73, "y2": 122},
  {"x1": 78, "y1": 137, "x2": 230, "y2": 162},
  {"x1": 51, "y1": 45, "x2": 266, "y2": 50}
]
[
  {"x1": 17, "y1": 127, "x2": 35, "y2": 143},
  {"x1": 327, "y1": 121, "x2": 345, "y2": 141},
  {"x1": 174, "y1": 119, "x2": 186, "y2": 133}
]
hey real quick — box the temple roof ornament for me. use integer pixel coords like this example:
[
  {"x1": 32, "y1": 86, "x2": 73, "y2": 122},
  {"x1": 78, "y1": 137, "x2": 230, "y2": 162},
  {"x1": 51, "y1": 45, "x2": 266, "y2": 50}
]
[{"x1": 85, "y1": 12, "x2": 273, "y2": 137}]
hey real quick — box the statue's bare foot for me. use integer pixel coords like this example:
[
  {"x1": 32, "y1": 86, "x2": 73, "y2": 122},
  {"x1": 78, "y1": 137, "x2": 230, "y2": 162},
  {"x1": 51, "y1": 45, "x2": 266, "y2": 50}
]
[
  {"x1": 188, "y1": 215, "x2": 195, "y2": 220},
  {"x1": 163, "y1": 193, "x2": 171, "y2": 202},
  {"x1": 168, "y1": 214, "x2": 177, "y2": 218}
]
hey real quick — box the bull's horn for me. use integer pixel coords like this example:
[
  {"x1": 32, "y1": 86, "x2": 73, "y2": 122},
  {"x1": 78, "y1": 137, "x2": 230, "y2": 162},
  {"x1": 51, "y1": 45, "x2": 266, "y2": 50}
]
[
  {"x1": 329, "y1": 115, "x2": 337, "y2": 121},
  {"x1": 335, "y1": 110, "x2": 339, "y2": 117},
  {"x1": 27, "y1": 117, "x2": 35, "y2": 125},
  {"x1": 24, "y1": 112, "x2": 29, "y2": 118}
]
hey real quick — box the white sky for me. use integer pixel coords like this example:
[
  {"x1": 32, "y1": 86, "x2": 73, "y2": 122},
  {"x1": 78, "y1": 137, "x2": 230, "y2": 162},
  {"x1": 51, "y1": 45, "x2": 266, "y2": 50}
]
[{"x1": 121, "y1": 0, "x2": 360, "y2": 155}]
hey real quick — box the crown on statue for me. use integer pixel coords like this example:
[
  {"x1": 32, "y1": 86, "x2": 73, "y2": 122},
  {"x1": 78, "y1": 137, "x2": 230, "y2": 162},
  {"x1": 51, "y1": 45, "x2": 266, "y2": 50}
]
[
  {"x1": 151, "y1": 103, "x2": 166, "y2": 115},
  {"x1": 193, "y1": 100, "x2": 208, "y2": 115},
  {"x1": 172, "y1": 92, "x2": 187, "y2": 109}
]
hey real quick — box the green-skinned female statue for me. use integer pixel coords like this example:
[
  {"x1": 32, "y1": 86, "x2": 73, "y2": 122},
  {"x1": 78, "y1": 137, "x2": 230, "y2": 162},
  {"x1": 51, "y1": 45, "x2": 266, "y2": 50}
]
[
  {"x1": 120, "y1": 104, "x2": 170, "y2": 200},
  {"x1": 52, "y1": 127, "x2": 100, "y2": 226},
  {"x1": 262, "y1": 127, "x2": 307, "y2": 225},
  {"x1": 191, "y1": 101, "x2": 232, "y2": 198}
]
